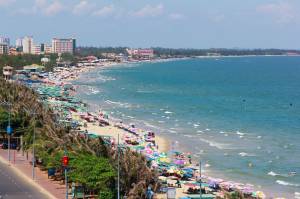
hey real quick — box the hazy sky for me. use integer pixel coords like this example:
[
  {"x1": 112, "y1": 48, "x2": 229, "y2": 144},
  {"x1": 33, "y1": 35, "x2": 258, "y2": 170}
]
[{"x1": 0, "y1": 0, "x2": 299, "y2": 49}]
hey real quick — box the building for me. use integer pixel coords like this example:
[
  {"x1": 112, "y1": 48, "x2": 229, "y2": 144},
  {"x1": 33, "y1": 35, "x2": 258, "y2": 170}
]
[
  {"x1": 9, "y1": 47, "x2": 20, "y2": 55},
  {"x1": 126, "y1": 48, "x2": 154, "y2": 59},
  {"x1": 0, "y1": 44, "x2": 9, "y2": 54},
  {"x1": 16, "y1": 38, "x2": 23, "y2": 47},
  {"x1": 3, "y1": 66, "x2": 13, "y2": 81},
  {"x1": 23, "y1": 64, "x2": 45, "y2": 73},
  {"x1": 0, "y1": 37, "x2": 10, "y2": 46},
  {"x1": 45, "y1": 44, "x2": 52, "y2": 54},
  {"x1": 52, "y1": 38, "x2": 76, "y2": 54},
  {"x1": 32, "y1": 44, "x2": 41, "y2": 55},
  {"x1": 22, "y1": 36, "x2": 33, "y2": 54}
]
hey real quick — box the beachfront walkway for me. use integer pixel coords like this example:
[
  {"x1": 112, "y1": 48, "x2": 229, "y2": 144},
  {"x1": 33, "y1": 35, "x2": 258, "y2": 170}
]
[{"x1": 0, "y1": 149, "x2": 66, "y2": 199}]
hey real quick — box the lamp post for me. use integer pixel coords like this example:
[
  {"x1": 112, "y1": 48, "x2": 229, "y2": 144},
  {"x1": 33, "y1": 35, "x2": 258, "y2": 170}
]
[
  {"x1": 0, "y1": 100, "x2": 12, "y2": 164},
  {"x1": 117, "y1": 133, "x2": 120, "y2": 199},
  {"x1": 23, "y1": 107, "x2": 38, "y2": 180},
  {"x1": 199, "y1": 161, "x2": 202, "y2": 199}
]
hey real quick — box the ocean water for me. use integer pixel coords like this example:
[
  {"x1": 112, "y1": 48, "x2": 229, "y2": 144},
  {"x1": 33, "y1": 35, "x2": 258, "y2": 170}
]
[{"x1": 73, "y1": 57, "x2": 300, "y2": 197}]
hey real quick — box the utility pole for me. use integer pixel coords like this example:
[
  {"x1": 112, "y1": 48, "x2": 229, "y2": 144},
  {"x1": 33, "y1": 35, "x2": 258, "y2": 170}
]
[
  {"x1": 0, "y1": 101, "x2": 12, "y2": 164},
  {"x1": 23, "y1": 107, "x2": 38, "y2": 180},
  {"x1": 8, "y1": 101, "x2": 11, "y2": 163},
  {"x1": 199, "y1": 161, "x2": 202, "y2": 199},
  {"x1": 117, "y1": 133, "x2": 120, "y2": 199}
]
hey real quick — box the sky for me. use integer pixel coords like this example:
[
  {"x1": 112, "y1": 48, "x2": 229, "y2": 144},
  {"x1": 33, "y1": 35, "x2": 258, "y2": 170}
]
[{"x1": 0, "y1": 0, "x2": 299, "y2": 49}]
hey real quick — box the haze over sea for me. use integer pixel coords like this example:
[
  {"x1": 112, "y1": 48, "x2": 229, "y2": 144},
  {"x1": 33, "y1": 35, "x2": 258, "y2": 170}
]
[{"x1": 73, "y1": 56, "x2": 300, "y2": 197}]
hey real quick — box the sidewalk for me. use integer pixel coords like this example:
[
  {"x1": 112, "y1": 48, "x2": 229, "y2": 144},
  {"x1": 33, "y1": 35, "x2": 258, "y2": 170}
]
[{"x1": 0, "y1": 149, "x2": 67, "y2": 199}]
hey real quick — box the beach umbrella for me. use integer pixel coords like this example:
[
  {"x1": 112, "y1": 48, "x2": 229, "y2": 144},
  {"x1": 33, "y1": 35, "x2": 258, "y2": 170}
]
[{"x1": 174, "y1": 159, "x2": 185, "y2": 165}]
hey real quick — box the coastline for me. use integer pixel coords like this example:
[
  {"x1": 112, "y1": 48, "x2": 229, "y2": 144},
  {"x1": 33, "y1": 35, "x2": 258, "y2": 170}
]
[
  {"x1": 32, "y1": 56, "x2": 300, "y2": 198},
  {"x1": 69, "y1": 60, "x2": 270, "y2": 198}
]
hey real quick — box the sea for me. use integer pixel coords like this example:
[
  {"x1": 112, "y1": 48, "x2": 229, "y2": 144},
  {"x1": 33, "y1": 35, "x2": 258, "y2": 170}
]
[{"x1": 73, "y1": 56, "x2": 300, "y2": 198}]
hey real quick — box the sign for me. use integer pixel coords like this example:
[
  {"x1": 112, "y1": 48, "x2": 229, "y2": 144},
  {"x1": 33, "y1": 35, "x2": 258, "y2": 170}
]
[
  {"x1": 62, "y1": 155, "x2": 69, "y2": 167},
  {"x1": 6, "y1": 126, "x2": 12, "y2": 135}
]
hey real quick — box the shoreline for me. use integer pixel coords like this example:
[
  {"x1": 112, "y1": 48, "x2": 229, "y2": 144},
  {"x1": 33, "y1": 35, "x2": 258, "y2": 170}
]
[
  {"x1": 69, "y1": 60, "x2": 272, "y2": 197},
  {"x1": 30, "y1": 57, "x2": 296, "y2": 198}
]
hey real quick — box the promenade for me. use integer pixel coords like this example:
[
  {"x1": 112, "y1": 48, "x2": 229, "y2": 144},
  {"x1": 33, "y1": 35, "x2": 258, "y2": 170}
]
[{"x1": 0, "y1": 149, "x2": 66, "y2": 199}]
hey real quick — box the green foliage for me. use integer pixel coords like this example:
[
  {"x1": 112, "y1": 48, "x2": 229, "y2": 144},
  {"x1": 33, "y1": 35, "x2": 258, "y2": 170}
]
[
  {"x1": 98, "y1": 190, "x2": 114, "y2": 199},
  {"x1": 68, "y1": 153, "x2": 116, "y2": 192},
  {"x1": 76, "y1": 47, "x2": 128, "y2": 58}
]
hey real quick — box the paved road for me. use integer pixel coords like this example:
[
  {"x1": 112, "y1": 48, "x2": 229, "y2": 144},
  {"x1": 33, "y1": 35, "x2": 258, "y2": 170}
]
[{"x1": 0, "y1": 162, "x2": 50, "y2": 199}]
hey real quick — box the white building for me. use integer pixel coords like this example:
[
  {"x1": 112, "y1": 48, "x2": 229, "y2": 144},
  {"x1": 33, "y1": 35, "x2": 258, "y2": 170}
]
[
  {"x1": 22, "y1": 36, "x2": 33, "y2": 54},
  {"x1": 52, "y1": 38, "x2": 76, "y2": 54},
  {"x1": 16, "y1": 38, "x2": 23, "y2": 47},
  {"x1": 0, "y1": 37, "x2": 10, "y2": 46}
]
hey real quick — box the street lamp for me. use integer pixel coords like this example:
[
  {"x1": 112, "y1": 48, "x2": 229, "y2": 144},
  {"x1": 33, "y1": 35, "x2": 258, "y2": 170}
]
[
  {"x1": 0, "y1": 100, "x2": 12, "y2": 164},
  {"x1": 23, "y1": 107, "x2": 38, "y2": 180},
  {"x1": 199, "y1": 161, "x2": 202, "y2": 199},
  {"x1": 117, "y1": 133, "x2": 120, "y2": 199}
]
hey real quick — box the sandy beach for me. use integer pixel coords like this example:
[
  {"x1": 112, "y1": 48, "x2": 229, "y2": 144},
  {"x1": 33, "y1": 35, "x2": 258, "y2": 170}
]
[{"x1": 72, "y1": 111, "x2": 170, "y2": 153}]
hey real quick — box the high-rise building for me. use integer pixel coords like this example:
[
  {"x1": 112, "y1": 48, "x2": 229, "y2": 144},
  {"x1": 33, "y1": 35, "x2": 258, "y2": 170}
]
[
  {"x1": 0, "y1": 44, "x2": 9, "y2": 54},
  {"x1": 22, "y1": 36, "x2": 33, "y2": 54},
  {"x1": 45, "y1": 44, "x2": 52, "y2": 54},
  {"x1": 0, "y1": 37, "x2": 10, "y2": 46},
  {"x1": 16, "y1": 38, "x2": 23, "y2": 47},
  {"x1": 52, "y1": 38, "x2": 76, "y2": 54},
  {"x1": 32, "y1": 44, "x2": 41, "y2": 55}
]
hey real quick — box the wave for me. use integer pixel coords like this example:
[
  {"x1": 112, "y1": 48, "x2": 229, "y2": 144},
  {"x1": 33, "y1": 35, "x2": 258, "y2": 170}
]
[
  {"x1": 88, "y1": 87, "x2": 100, "y2": 95},
  {"x1": 164, "y1": 111, "x2": 173, "y2": 114},
  {"x1": 199, "y1": 138, "x2": 232, "y2": 150},
  {"x1": 267, "y1": 171, "x2": 289, "y2": 177},
  {"x1": 276, "y1": 180, "x2": 300, "y2": 187},
  {"x1": 236, "y1": 131, "x2": 245, "y2": 136},
  {"x1": 158, "y1": 121, "x2": 165, "y2": 123},
  {"x1": 168, "y1": 129, "x2": 177, "y2": 134},
  {"x1": 239, "y1": 152, "x2": 256, "y2": 157},
  {"x1": 105, "y1": 100, "x2": 132, "y2": 108},
  {"x1": 96, "y1": 74, "x2": 116, "y2": 82},
  {"x1": 136, "y1": 89, "x2": 155, "y2": 93},
  {"x1": 183, "y1": 134, "x2": 194, "y2": 138}
]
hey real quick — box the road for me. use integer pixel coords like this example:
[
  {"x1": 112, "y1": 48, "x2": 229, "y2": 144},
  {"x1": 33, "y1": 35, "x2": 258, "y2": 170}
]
[{"x1": 0, "y1": 162, "x2": 50, "y2": 199}]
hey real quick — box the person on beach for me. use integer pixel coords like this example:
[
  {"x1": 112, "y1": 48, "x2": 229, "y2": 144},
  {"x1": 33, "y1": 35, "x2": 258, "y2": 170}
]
[
  {"x1": 176, "y1": 179, "x2": 181, "y2": 188},
  {"x1": 146, "y1": 186, "x2": 154, "y2": 199}
]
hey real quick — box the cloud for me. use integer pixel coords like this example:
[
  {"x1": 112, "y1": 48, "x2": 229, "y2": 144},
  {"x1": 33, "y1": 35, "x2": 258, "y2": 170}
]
[
  {"x1": 13, "y1": 0, "x2": 64, "y2": 16},
  {"x1": 0, "y1": 0, "x2": 15, "y2": 6},
  {"x1": 169, "y1": 13, "x2": 185, "y2": 20},
  {"x1": 256, "y1": 1, "x2": 296, "y2": 23},
  {"x1": 72, "y1": 0, "x2": 93, "y2": 15},
  {"x1": 92, "y1": 4, "x2": 115, "y2": 17},
  {"x1": 44, "y1": 1, "x2": 63, "y2": 16},
  {"x1": 132, "y1": 3, "x2": 164, "y2": 17}
]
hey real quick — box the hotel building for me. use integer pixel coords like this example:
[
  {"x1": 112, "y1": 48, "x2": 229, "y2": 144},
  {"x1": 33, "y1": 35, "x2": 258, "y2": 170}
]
[
  {"x1": 22, "y1": 36, "x2": 33, "y2": 54},
  {"x1": 52, "y1": 38, "x2": 76, "y2": 54}
]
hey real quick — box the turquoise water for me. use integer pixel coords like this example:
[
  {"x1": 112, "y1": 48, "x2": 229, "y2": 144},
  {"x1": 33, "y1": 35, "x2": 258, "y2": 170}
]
[{"x1": 74, "y1": 57, "x2": 300, "y2": 197}]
